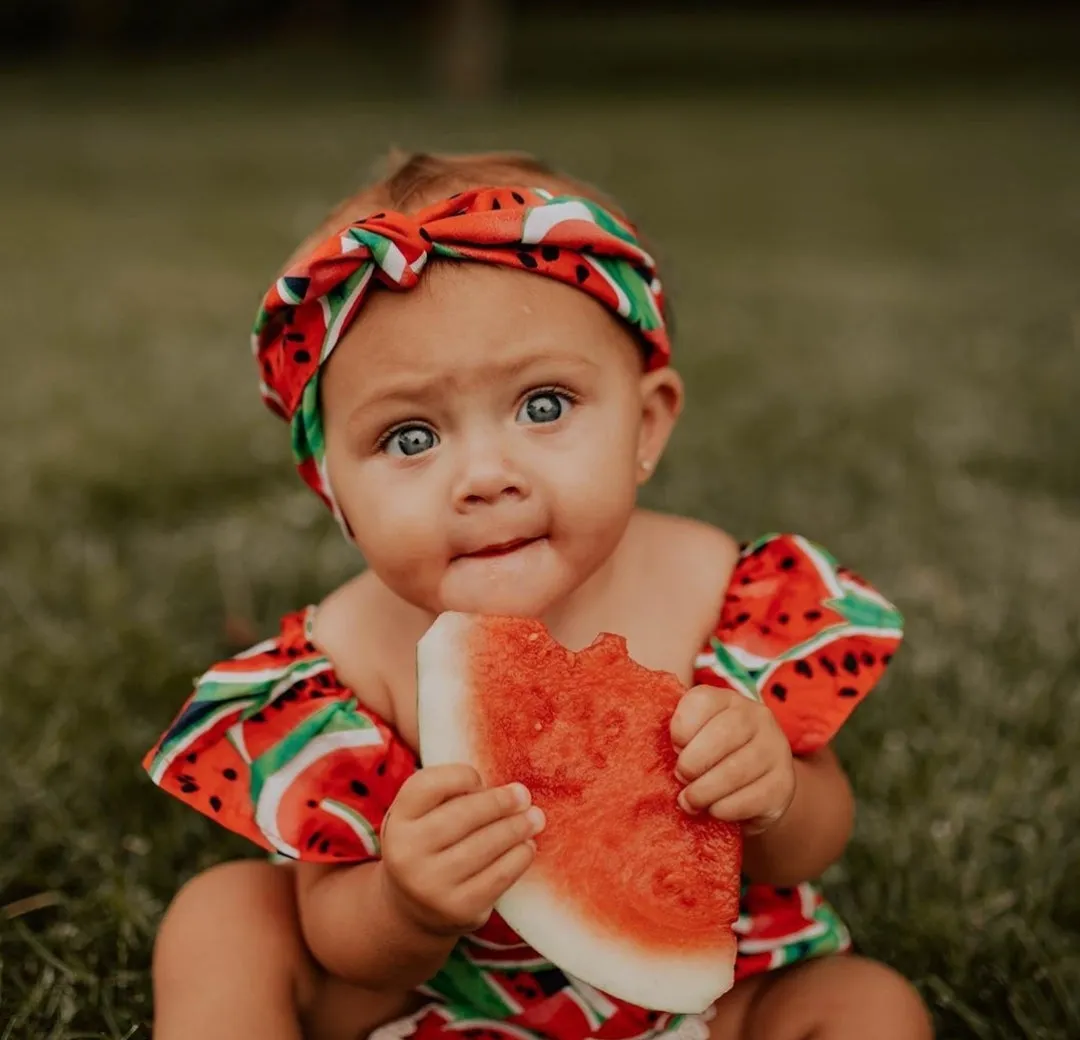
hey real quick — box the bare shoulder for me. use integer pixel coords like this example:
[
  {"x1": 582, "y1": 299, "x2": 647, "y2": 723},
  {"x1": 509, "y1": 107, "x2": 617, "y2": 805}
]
[
  {"x1": 635, "y1": 510, "x2": 740, "y2": 576},
  {"x1": 308, "y1": 570, "x2": 404, "y2": 725},
  {"x1": 632, "y1": 510, "x2": 741, "y2": 614}
]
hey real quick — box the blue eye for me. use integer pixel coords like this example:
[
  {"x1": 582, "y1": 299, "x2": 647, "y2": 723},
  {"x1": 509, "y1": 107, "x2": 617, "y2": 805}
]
[
  {"x1": 384, "y1": 425, "x2": 438, "y2": 457},
  {"x1": 518, "y1": 391, "x2": 572, "y2": 425}
]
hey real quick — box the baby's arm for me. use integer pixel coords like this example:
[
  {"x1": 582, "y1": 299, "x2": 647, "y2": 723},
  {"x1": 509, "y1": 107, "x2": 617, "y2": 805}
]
[
  {"x1": 296, "y1": 860, "x2": 456, "y2": 989},
  {"x1": 296, "y1": 764, "x2": 544, "y2": 989},
  {"x1": 739, "y1": 746, "x2": 854, "y2": 887}
]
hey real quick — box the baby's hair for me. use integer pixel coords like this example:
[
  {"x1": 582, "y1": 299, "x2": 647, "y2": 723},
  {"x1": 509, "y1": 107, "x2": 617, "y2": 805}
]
[{"x1": 284, "y1": 148, "x2": 674, "y2": 340}]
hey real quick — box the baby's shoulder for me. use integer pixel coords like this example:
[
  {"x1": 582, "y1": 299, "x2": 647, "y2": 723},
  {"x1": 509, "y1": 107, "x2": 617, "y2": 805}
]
[
  {"x1": 309, "y1": 570, "x2": 423, "y2": 730},
  {"x1": 634, "y1": 510, "x2": 741, "y2": 591},
  {"x1": 629, "y1": 511, "x2": 742, "y2": 637}
]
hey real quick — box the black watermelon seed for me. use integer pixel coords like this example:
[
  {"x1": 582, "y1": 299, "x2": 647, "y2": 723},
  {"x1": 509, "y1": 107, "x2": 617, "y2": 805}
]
[
  {"x1": 492, "y1": 198, "x2": 502, "y2": 210},
  {"x1": 511, "y1": 191, "x2": 525, "y2": 204},
  {"x1": 804, "y1": 609, "x2": 822, "y2": 621},
  {"x1": 760, "y1": 625, "x2": 771, "y2": 635},
  {"x1": 819, "y1": 656, "x2": 837, "y2": 676},
  {"x1": 736, "y1": 612, "x2": 750, "y2": 623},
  {"x1": 778, "y1": 613, "x2": 790, "y2": 624},
  {"x1": 776, "y1": 887, "x2": 795, "y2": 898},
  {"x1": 741, "y1": 576, "x2": 753, "y2": 585},
  {"x1": 794, "y1": 660, "x2": 813, "y2": 678},
  {"x1": 780, "y1": 556, "x2": 796, "y2": 570},
  {"x1": 319, "y1": 839, "x2": 331, "y2": 854},
  {"x1": 517, "y1": 251, "x2": 538, "y2": 269},
  {"x1": 771, "y1": 683, "x2": 787, "y2": 701},
  {"x1": 180, "y1": 782, "x2": 198, "y2": 794},
  {"x1": 285, "y1": 331, "x2": 304, "y2": 342},
  {"x1": 186, "y1": 752, "x2": 197, "y2": 764},
  {"x1": 541, "y1": 245, "x2": 559, "y2": 261},
  {"x1": 307, "y1": 799, "x2": 318, "y2": 808},
  {"x1": 842, "y1": 652, "x2": 859, "y2": 675},
  {"x1": 575, "y1": 264, "x2": 589, "y2": 283},
  {"x1": 419, "y1": 228, "x2": 432, "y2": 242},
  {"x1": 223, "y1": 768, "x2": 238, "y2": 781},
  {"x1": 294, "y1": 349, "x2": 310, "y2": 364},
  {"x1": 883, "y1": 654, "x2": 893, "y2": 665},
  {"x1": 839, "y1": 686, "x2": 859, "y2": 698},
  {"x1": 376, "y1": 762, "x2": 387, "y2": 776},
  {"x1": 861, "y1": 652, "x2": 876, "y2": 666},
  {"x1": 209, "y1": 796, "x2": 222, "y2": 812},
  {"x1": 350, "y1": 780, "x2": 370, "y2": 797},
  {"x1": 306, "y1": 831, "x2": 321, "y2": 850}
]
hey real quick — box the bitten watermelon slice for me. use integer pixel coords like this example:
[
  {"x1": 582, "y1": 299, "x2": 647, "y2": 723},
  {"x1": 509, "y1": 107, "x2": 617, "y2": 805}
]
[{"x1": 417, "y1": 614, "x2": 741, "y2": 1015}]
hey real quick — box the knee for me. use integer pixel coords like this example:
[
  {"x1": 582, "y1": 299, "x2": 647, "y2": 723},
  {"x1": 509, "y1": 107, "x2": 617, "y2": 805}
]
[
  {"x1": 826, "y1": 957, "x2": 933, "y2": 1038},
  {"x1": 154, "y1": 860, "x2": 313, "y2": 988}
]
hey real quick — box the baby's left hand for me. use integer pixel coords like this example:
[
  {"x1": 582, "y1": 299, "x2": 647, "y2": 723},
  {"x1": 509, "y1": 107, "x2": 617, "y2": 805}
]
[{"x1": 670, "y1": 686, "x2": 795, "y2": 834}]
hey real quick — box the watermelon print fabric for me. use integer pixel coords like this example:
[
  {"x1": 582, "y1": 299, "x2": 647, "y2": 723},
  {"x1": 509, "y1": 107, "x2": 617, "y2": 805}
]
[
  {"x1": 252, "y1": 186, "x2": 670, "y2": 524},
  {"x1": 143, "y1": 534, "x2": 903, "y2": 1039}
]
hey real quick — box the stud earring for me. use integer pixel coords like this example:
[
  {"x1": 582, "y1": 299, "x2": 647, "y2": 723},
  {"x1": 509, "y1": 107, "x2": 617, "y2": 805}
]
[{"x1": 639, "y1": 459, "x2": 653, "y2": 473}]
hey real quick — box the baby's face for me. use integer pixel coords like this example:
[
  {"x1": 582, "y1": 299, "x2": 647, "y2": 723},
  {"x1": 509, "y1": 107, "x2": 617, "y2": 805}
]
[{"x1": 321, "y1": 264, "x2": 677, "y2": 617}]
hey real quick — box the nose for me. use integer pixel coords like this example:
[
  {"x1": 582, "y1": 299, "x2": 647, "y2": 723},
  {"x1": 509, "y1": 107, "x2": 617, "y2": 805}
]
[{"x1": 452, "y1": 436, "x2": 530, "y2": 512}]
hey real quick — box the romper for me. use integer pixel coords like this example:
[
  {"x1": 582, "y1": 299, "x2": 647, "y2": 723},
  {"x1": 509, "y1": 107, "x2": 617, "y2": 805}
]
[{"x1": 144, "y1": 533, "x2": 903, "y2": 1040}]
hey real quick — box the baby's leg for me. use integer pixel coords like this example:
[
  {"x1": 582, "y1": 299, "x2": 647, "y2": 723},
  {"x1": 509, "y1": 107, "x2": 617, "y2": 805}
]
[
  {"x1": 708, "y1": 955, "x2": 933, "y2": 1040},
  {"x1": 152, "y1": 860, "x2": 422, "y2": 1040}
]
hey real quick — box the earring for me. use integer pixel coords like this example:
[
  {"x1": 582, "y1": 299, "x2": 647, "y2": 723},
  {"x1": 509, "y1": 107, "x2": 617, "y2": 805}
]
[{"x1": 639, "y1": 459, "x2": 653, "y2": 473}]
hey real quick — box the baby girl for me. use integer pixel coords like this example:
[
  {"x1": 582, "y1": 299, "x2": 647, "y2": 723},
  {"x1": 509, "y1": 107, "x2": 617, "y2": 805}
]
[{"x1": 144, "y1": 151, "x2": 933, "y2": 1040}]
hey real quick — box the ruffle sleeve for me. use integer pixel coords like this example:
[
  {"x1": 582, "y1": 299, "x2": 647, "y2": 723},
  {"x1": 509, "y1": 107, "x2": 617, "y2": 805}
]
[
  {"x1": 143, "y1": 608, "x2": 418, "y2": 862},
  {"x1": 693, "y1": 534, "x2": 904, "y2": 755}
]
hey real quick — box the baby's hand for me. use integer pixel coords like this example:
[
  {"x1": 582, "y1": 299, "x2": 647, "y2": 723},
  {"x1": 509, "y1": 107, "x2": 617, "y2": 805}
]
[
  {"x1": 380, "y1": 765, "x2": 544, "y2": 937},
  {"x1": 670, "y1": 686, "x2": 795, "y2": 834}
]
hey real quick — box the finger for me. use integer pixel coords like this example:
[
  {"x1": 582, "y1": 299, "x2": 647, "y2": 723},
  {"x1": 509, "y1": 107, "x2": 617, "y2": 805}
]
[
  {"x1": 705, "y1": 773, "x2": 792, "y2": 826},
  {"x1": 440, "y1": 806, "x2": 546, "y2": 881},
  {"x1": 678, "y1": 742, "x2": 771, "y2": 813},
  {"x1": 675, "y1": 706, "x2": 754, "y2": 781},
  {"x1": 394, "y1": 764, "x2": 484, "y2": 819},
  {"x1": 421, "y1": 783, "x2": 533, "y2": 851},
  {"x1": 454, "y1": 839, "x2": 537, "y2": 915},
  {"x1": 670, "y1": 686, "x2": 731, "y2": 750}
]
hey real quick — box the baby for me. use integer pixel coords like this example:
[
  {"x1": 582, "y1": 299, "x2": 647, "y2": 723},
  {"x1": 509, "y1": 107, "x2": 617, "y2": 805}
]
[{"x1": 144, "y1": 151, "x2": 933, "y2": 1040}]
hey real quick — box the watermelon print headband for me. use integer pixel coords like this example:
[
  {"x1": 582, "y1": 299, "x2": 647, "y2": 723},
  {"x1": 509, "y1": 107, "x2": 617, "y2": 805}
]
[{"x1": 253, "y1": 185, "x2": 671, "y2": 524}]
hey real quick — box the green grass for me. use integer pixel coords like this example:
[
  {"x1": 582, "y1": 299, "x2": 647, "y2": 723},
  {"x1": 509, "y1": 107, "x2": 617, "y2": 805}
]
[{"x1": 2, "y1": 36, "x2": 1080, "y2": 1040}]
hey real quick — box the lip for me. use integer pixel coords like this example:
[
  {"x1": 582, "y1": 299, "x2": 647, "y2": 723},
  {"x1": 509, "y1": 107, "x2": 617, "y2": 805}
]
[{"x1": 455, "y1": 537, "x2": 543, "y2": 560}]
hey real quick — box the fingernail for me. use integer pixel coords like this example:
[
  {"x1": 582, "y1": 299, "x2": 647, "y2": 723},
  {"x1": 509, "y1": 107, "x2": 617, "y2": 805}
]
[
  {"x1": 525, "y1": 806, "x2": 546, "y2": 833},
  {"x1": 508, "y1": 783, "x2": 531, "y2": 808},
  {"x1": 677, "y1": 791, "x2": 698, "y2": 815},
  {"x1": 674, "y1": 767, "x2": 689, "y2": 784}
]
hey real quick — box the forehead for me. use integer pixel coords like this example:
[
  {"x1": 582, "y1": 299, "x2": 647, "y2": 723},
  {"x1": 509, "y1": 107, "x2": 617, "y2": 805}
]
[{"x1": 328, "y1": 263, "x2": 642, "y2": 388}]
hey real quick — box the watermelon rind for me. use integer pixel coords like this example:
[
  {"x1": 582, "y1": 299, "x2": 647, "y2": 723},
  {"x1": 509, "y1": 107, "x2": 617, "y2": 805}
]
[{"x1": 417, "y1": 612, "x2": 735, "y2": 1015}]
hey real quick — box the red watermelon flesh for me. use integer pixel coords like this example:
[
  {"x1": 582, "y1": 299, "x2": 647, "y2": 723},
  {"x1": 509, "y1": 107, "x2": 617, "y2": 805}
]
[{"x1": 417, "y1": 613, "x2": 740, "y2": 1014}]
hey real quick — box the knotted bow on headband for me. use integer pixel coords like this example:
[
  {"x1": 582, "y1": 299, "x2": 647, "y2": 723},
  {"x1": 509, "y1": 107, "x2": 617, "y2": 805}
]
[{"x1": 253, "y1": 184, "x2": 671, "y2": 523}]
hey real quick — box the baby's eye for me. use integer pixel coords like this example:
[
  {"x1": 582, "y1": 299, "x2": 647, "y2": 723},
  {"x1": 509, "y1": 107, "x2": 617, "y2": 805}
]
[
  {"x1": 517, "y1": 390, "x2": 573, "y2": 425},
  {"x1": 384, "y1": 425, "x2": 438, "y2": 457}
]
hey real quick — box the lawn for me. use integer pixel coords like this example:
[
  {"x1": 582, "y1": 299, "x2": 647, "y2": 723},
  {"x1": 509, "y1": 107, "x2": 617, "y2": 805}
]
[{"x1": 1, "y1": 23, "x2": 1079, "y2": 1039}]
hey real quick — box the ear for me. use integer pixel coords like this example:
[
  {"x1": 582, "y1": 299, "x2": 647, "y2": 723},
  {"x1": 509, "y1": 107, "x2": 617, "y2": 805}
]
[{"x1": 636, "y1": 367, "x2": 684, "y2": 484}]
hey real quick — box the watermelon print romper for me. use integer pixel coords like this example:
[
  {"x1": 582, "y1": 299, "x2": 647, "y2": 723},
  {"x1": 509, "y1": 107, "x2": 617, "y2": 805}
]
[{"x1": 145, "y1": 533, "x2": 904, "y2": 1040}]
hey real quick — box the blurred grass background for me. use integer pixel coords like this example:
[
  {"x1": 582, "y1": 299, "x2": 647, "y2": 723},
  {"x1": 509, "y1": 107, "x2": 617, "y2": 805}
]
[{"x1": 1, "y1": 8, "x2": 1079, "y2": 1038}]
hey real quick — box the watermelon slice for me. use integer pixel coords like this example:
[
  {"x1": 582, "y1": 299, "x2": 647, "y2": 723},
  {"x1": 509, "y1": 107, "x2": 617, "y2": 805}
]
[{"x1": 417, "y1": 613, "x2": 741, "y2": 1015}]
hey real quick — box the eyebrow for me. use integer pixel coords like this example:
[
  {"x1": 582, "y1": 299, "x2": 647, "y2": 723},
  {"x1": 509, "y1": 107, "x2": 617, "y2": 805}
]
[{"x1": 347, "y1": 351, "x2": 601, "y2": 421}]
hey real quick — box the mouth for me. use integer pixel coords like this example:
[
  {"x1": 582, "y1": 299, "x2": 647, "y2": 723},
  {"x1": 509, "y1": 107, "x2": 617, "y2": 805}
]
[{"x1": 455, "y1": 537, "x2": 544, "y2": 560}]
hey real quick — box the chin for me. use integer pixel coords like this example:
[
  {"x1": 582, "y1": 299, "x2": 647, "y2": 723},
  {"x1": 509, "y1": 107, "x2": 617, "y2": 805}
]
[{"x1": 438, "y1": 547, "x2": 574, "y2": 618}]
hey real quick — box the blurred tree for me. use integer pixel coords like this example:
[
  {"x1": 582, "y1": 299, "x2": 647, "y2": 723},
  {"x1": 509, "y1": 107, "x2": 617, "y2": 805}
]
[{"x1": 432, "y1": 0, "x2": 507, "y2": 100}]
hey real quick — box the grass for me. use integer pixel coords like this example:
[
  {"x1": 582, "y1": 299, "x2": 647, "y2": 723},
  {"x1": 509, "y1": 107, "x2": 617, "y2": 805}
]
[{"x1": 1, "y1": 26, "x2": 1080, "y2": 1039}]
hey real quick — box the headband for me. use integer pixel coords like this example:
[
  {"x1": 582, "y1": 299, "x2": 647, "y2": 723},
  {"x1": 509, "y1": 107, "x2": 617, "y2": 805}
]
[{"x1": 252, "y1": 185, "x2": 671, "y2": 523}]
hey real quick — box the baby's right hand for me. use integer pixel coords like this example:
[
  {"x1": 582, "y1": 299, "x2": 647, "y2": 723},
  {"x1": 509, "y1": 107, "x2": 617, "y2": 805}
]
[{"x1": 380, "y1": 764, "x2": 545, "y2": 937}]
